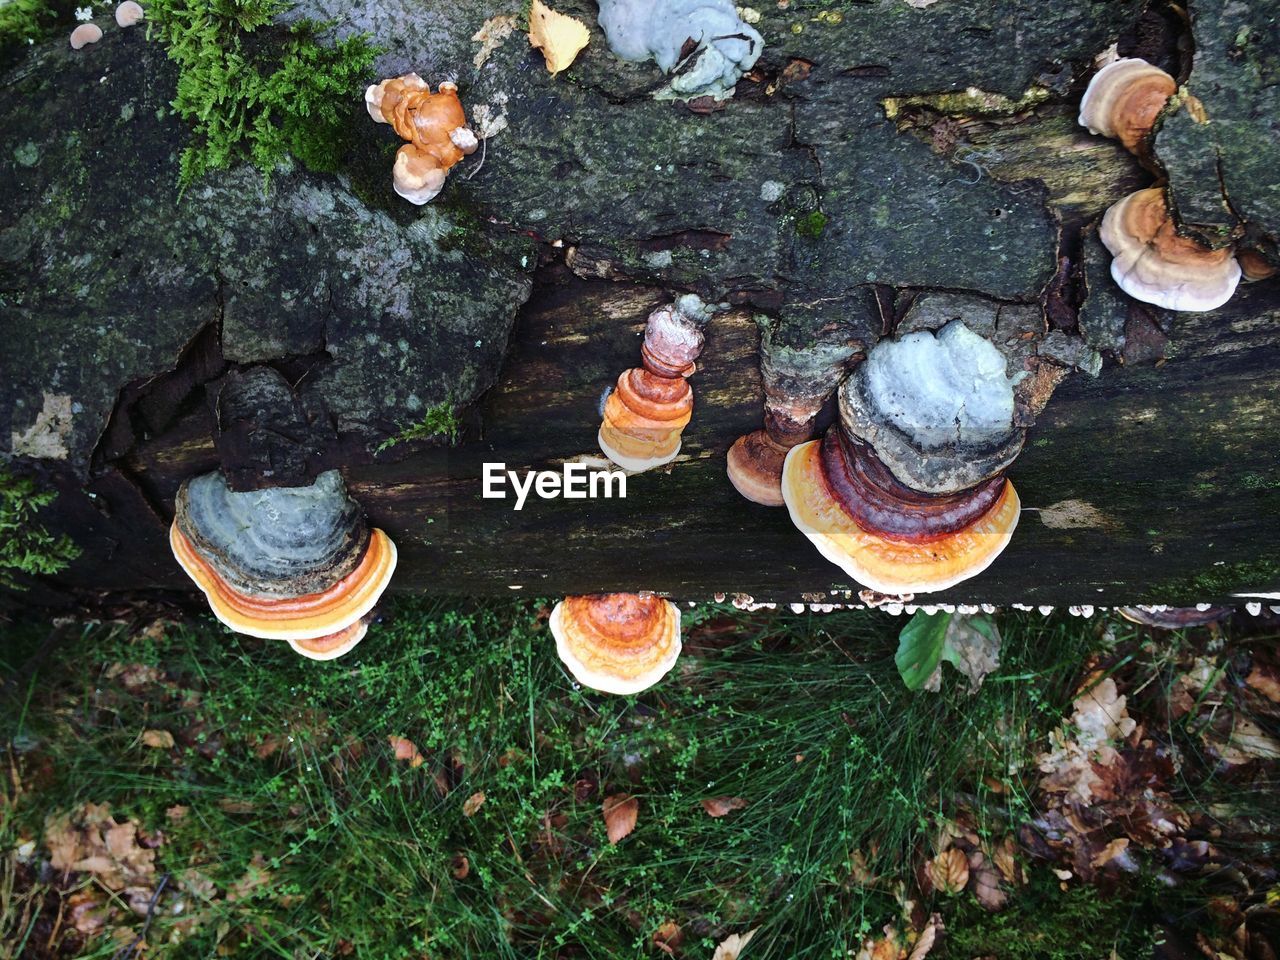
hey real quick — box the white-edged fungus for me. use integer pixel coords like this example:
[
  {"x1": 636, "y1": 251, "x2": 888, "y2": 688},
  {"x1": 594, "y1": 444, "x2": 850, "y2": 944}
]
[{"x1": 70, "y1": 23, "x2": 103, "y2": 49}]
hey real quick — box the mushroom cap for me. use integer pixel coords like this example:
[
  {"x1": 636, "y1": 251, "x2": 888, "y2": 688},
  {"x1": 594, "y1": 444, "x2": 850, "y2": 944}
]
[
  {"x1": 115, "y1": 2, "x2": 145, "y2": 27},
  {"x1": 1100, "y1": 187, "x2": 1242, "y2": 311},
  {"x1": 393, "y1": 144, "x2": 449, "y2": 204},
  {"x1": 550, "y1": 594, "x2": 681, "y2": 695},
  {"x1": 171, "y1": 523, "x2": 397, "y2": 642},
  {"x1": 175, "y1": 469, "x2": 368, "y2": 599},
  {"x1": 1238, "y1": 248, "x2": 1277, "y2": 282},
  {"x1": 781, "y1": 438, "x2": 1020, "y2": 594},
  {"x1": 840, "y1": 321, "x2": 1024, "y2": 494},
  {"x1": 70, "y1": 23, "x2": 103, "y2": 49},
  {"x1": 725, "y1": 429, "x2": 790, "y2": 506},
  {"x1": 598, "y1": 368, "x2": 693, "y2": 471},
  {"x1": 288, "y1": 619, "x2": 370, "y2": 661},
  {"x1": 1078, "y1": 57, "x2": 1176, "y2": 153}
]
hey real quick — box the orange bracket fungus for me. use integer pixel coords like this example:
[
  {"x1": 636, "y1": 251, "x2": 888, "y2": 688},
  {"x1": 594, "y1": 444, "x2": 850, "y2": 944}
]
[
  {"x1": 598, "y1": 295, "x2": 714, "y2": 472},
  {"x1": 728, "y1": 327, "x2": 859, "y2": 507},
  {"x1": 549, "y1": 593, "x2": 682, "y2": 695},
  {"x1": 782, "y1": 321, "x2": 1023, "y2": 594},
  {"x1": 171, "y1": 470, "x2": 397, "y2": 661},
  {"x1": 1078, "y1": 57, "x2": 1176, "y2": 155},
  {"x1": 1100, "y1": 187, "x2": 1242, "y2": 312},
  {"x1": 365, "y1": 74, "x2": 479, "y2": 205}
]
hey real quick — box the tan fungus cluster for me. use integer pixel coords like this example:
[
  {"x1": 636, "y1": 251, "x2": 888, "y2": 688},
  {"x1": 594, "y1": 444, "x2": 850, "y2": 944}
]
[{"x1": 366, "y1": 74, "x2": 479, "y2": 204}]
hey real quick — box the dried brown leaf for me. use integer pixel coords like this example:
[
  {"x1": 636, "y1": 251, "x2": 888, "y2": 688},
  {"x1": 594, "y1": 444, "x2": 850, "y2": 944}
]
[
  {"x1": 1245, "y1": 664, "x2": 1280, "y2": 703},
  {"x1": 700, "y1": 796, "x2": 748, "y2": 817},
  {"x1": 451, "y1": 853, "x2": 470, "y2": 880},
  {"x1": 462, "y1": 791, "x2": 486, "y2": 817},
  {"x1": 141, "y1": 729, "x2": 174, "y2": 749},
  {"x1": 652, "y1": 920, "x2": 683, "y2": 955},
  {"x1": 926, "y1": 848, "x2": 969, "y2": 895},
  {"x1": 713, "y1": 928, "x2": 758, "y2": 960},
  {"x1": 388, "y1": 735, "x2": 425, "y2": 768},
  {"x1": 966, "y1": 850, "x2": 1007, "y2": 911},
  {"x1": 603, "y1": 793, "x2": 639, "y2": 844}
]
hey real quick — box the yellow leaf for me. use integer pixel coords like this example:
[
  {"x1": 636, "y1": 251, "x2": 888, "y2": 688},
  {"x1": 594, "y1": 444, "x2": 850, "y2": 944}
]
[
  {"x1": 528, "y1": 0, "x2": 589, "y2": 77},
  {"x1": 141, "y1": 729, "x2": 174, "y2": 749}
]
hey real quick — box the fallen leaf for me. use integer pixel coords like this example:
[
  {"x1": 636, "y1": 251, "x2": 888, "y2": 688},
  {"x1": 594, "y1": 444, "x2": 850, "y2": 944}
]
[
  {"x1": 451, "y1": 853, "x2": 470, "y2": 880},
  {"x1": 700, "y1": 796, "x2": 748, "y2": 817},
  {"x1": 652, "y1": 920, "x2": 683, "y2": 955},
  {"x1": 67, "y1": 890, "x2": 111, "y2": 935},
  {"x1": 1225, "y1": 719, "x2": 1280, "y2": 761},
  {"x1": 472, "y1": 14, "x2": 517, "y2": 68},
  {"x1": 966, "y1": 850, "x2": 1007, "y2": 911},
  {"x1": 926, "y1": 848, "x2": 969, "y2": 895},
  {"x1": 528, "y1": 0, "x2": 589, "y2": 76},
  {"x1": 141, "y1": 729, "x2": 174, "y2": 749},
  {"x1": 713, "y1": 927, "x2": 758, "y2": 960},
  {"x1": 165, "y1": 805, "x2": 188, "y2": 822},
  {"x1": 602, "y1": 793, "x2": 638, "y2": 844},
  {"x1": 227, "y1": 852, "x2": 271, "y2": 901},
  {"x1": 1245, "y1": 664, "x2": 1280, "y2": 703},
  {"x1": 388, "y1": 735, "x2": 424, "y2": 768},
  {"x1": 906, "y1": 914, "x2": 943, "y2": 960},
  {"x1": 991, "y1": 835, "x2": 1021, "y2": 886},
  {"x1": 462, "y1": 791, "x2": 486, "y2": 817},
  {"x1": 1089, "y1": 836, "x2": 1131, "y2": 869},
  {"x1": 216, "y1": 798, "x2": 256, "y2": 814}
]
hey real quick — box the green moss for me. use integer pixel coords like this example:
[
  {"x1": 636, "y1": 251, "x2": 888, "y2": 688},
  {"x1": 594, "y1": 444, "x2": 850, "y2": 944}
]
[
  {"x1": 375, "y1": 400, "x2": 462, "y2": 453},
  {"x1": 145, "y1": 0, "x2": 379, "y2": 189},
  {"x1": 794, "y1": 209, "x2": 829, "y2": 238},
  {"x1": 0, "y1": 0, "x2": 57, "y2": 50},
  {"x1": 1154, "y1": 558, "x2": 1280, "y2": 600},
  {"x1": 0, "y1": 468, "x2": 80, "y2": 590}
]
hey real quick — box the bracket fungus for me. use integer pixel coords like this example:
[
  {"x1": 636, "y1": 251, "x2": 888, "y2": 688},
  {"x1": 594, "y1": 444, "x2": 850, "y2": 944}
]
[
  {"x1": 69, "y1": 23, "x2": 103, "y2": 49},
  {"x1": 728, "y1": 330, "x2": 860, "y2": 507},
  {"x1": 1078, "y1": 57, "x2": 1176, "y2": 155},
  {"x1": 1100, "y1": 188, "x2": 1242, "y2": 312},
  {"x1": 170, "y1": 470, "x2": 397, "y2": 661},
  {"x1": 115, "y1": 2, "x2": 145, "y2": 27},
  {"x1": 549, "y1": 593, "x2": 681, "y2": 695},
  {"x1": 781, "y1": 321, "x2": 1023, "y2": 594},
  {"x1": 596, "y1": 0, "x2": 764, "y2": 101},
  {"x1": 598, "y1": 295, "x2": 712, "y2": 472},
  {"x1": 366, "y1": 75, "x2": 478, "y2": 205}
]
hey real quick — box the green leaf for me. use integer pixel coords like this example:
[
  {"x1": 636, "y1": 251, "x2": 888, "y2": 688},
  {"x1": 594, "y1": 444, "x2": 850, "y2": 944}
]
[{"x1": 895, "y1": 611, "x2": 953, "y2": 690}]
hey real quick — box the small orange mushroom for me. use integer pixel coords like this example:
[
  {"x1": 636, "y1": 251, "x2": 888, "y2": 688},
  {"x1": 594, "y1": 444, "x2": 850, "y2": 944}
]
[
  {"x1": 1100, "y1": 187, "x2": 1241, "y2": 311},
  {"x1": 726, "y1": 429, "x2": 791, "y2": 506},
  {"x1": 1078, "y1": 57, "x2": 1176, "y2": 154},
  {"x1": 366, "y1": 75, "x2": 478, "y2": 204},
  {"x1": 550, "y1": 594, "x2": 681, "y2": 694}
]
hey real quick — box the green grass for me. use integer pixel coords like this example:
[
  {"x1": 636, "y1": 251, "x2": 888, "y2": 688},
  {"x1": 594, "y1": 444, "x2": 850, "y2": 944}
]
[{"x1": 0, "y1": 606, "x2": 1269, "y2": 958}]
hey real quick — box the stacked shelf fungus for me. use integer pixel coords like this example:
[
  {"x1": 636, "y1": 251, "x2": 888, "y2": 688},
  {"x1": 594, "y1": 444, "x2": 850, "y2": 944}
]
[
  {"x1": 782, "y1": 322, "x2": 1023, "y2": 595},
  {"x1": 596, "y1": 0, "x2": 764, "y2": 101},
  {"x1": 598, "y1": 295, "x2": 712, "y2": 472},
  {"x1": 549, "y1": 593, "x2": 682, "y2": 695},
  {"x1": 171, "y1": 470, "x2": 397, "y2": 661},
  {"x1": 365, "y1": 75, "x2": 478, "y2": 204},
  {"x1": 728, "y1": 325, "x2": 859, "y2": 506}
]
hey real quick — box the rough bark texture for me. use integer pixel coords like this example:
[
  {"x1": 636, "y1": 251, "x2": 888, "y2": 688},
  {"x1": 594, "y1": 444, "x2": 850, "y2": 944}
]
[{"x1": 1, "y1": 0, "x2": 1278, "y2": 610}]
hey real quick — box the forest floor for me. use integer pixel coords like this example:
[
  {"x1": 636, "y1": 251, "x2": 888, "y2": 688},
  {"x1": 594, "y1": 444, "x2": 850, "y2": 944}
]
[{"x1": 1, "y1": 603, "x2": 1277, "y2": 959}]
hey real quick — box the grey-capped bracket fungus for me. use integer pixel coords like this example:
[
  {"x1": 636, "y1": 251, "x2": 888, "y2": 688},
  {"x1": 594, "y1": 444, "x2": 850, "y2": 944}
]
[
  {"x1": 1100, "y1": 187, "x2": 1243, "y2": 312},
  {"x1": 1078, "y1": 57, "x2": 1177, "y2": 156},
  {"x1": 781, "y1": 321, "x2": 1023, "y2": 595},
  {"x1": 598, "y1": 295, "x2": 714, "y2": 473},
  {"x1": 549, "y1": 593, "x2": 682, "y2": 695},
  {"x1": 727, "y1": 328, "x2": 860, "y2": 507},
  {"x1": 170, "y1": 470, "x2": 397, "y2": 661},
  {"x1": 596, "y1": 0, "x2": 764, "y2": 101},
  {"x1": 365, "y1": 74, "x2": 479, "y2": 204}
]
